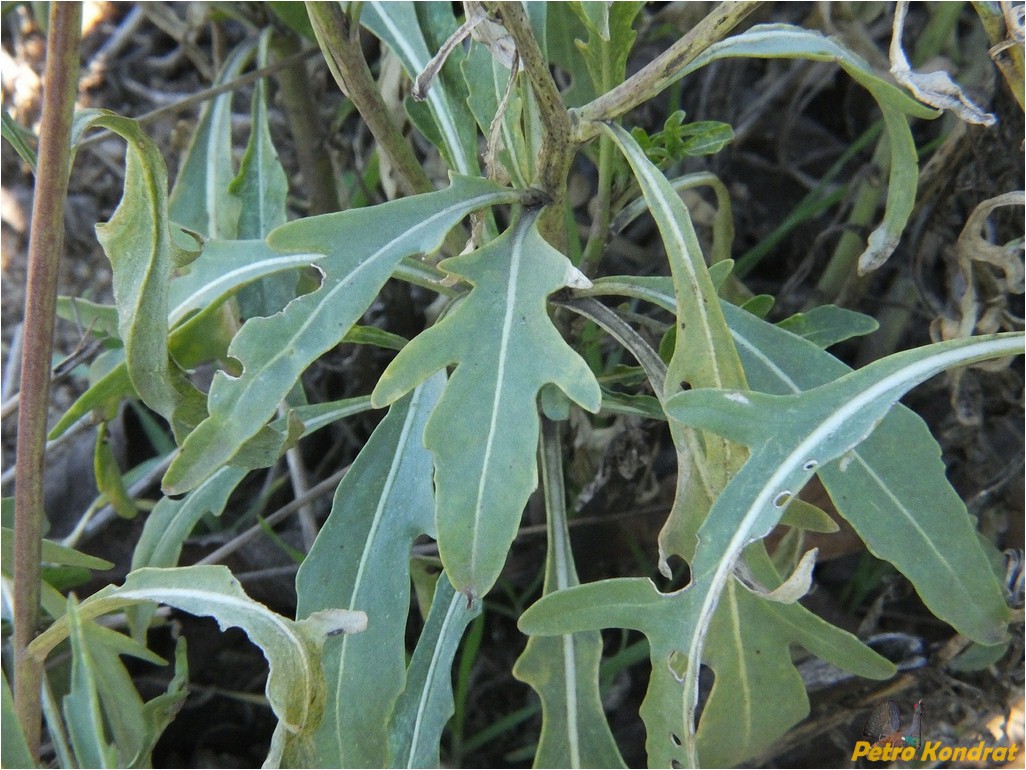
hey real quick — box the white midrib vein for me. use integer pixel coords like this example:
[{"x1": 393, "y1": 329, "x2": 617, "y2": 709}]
[
  {"x1": 469, "y1": 215, "x2": 528, "y2": 586},
  {"x1": 552, "y1": 482, "x2": 582, "y2": 767},
  {"x1": 192, "y1": 191, "x2": 501, "y2": 455},
  {"x1": 169, "y1": 253, "x2": 317, "y2": 325},
  {"x1": 681, "y1": 334, "x2": 1020, "y2": 765},
  {"x1": 116, "y1": 587, "x2": 312, "y2": 729},
  {"x1": 605, "y1": 123, "x2": 730, "y2": 392},
  {"x1": 334, "y1": 385, "x2": 424, "y2": 755},
  {"x1": 368, "y1": 1, "x2": 471, "y2": 176},
  {"x1": 407, "y1": 591, "x2": 462, "y2": 767}
]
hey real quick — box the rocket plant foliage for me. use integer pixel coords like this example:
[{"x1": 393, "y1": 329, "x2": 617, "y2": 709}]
[{"x1": 6, "y1": 2, "x2": 1023, "y2": 769}]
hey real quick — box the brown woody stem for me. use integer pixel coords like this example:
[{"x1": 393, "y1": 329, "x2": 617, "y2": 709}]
[
  {"x1": 306, "y1": 1, "x2": 434, "y2": 197},
  {"x1": 573, "y1": 2, "x2": 762, "y2": 141},
  {"x1": 495, "y1": 1, "x2": 575, "y2": 249},
  {"x1": 14, "y1": 2, "x2": 82, "y2": 758}
]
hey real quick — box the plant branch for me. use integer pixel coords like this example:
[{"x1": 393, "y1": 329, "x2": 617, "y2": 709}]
[
  {"x1": 306, "y1": 1, "x2": 434, "y2": 197},
  {"x1": 273, "y1": 34, "x2": 342, "y2": 214},
  {"x1": 14, "y1": 2, "x2": 82, "y2": 758},
  {"x1": 77, "y1": 46, "x2": 321, "y2": 149},
  {"x1": 573, "y1": 1, "x2": 763, "y2": 141},
  {"x1": 495, "y1": 1, "x2": 575, "y2": 248}
]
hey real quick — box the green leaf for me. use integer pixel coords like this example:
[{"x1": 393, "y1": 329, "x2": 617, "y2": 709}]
[
  {"x1": 601, "y1": 123, "x2": 747, "y2": 577},
  {"x1": 776, "y1": 304, "x2": 880, "y2": 347},
  {"x1": 463, "y1": 43, "x2": 531, "y2": 188},
  {"x1": 723, "y1": 303, "x2": 1015, "y2": 647},
  {"x1": 582, "y1": 275, "x2": 1017, "y2": 656},
  {"x1": 673, "y1": 24, "x2": 939, "y2": 273},
  {"x1": 63, "y1": 598, "x2": 119, "y2": 768},
  {"x1": 372, "y1": 209, "x2": 601, "y2": 596},
  {"x1": 513, "y1": 421, "x2": 624, "y2": 768},
  {"x1": 295, "y1": 376, "x2": 443, "y2": 767},
  {"x1": 31, "y1": 565, "x2": 367, "y2": 764},
  {"x1": 229, "y1": 30, "x2": 292, "y2": 318},
  {"x1": 1, "y1": 528, "x2": 112, "y2": 572},
  {"x1": 268, "y1": 2, "x2": 315, "y2": 40},
  {"x1": 56, "y1": 296, "x2": 121, "y2": 339},
  {"x1": 93, "y1": 422, "x2": 137, "y2": 519},
  {"x1": 573, "y1": 2, "x2": 644, "y2": 95},
  {"x1": 163, "y1": 177, "x2": 517, "y2": 494},
  {"x1": 544, "y1": 5, "x2": 595, "y2": 107},
  {"x1": 50, "y1": 238, "x2": 327, "y2": 441},
  {"x1": 85, "y1": 112, "x2": 207, "y2": 439},
  {"x1": 524, "y1": 333, "x2": 1022, "y2": 767},
  {"x1": 361, "y1": 1, "x2": 479, "y2": 176},
  {"x1": 2, "y1": 669, "x2": 35, "y2": 769},
  {"x1": 137, "y1": 637, "x2": 190, "y2": 763},
  {"x1": 2, "y1": 108, "x2": 37, "y2": 169},
  {"x1": 694, "y1": 569, "x2": 891, "y2": 768},
  {"x1": 168, "y1": 41, "x2": 252, "y2": 239},
  {"x1": 388, "y1": 574, "x2": 482, "y2": 768},
  {"x1": 600, "y1": 124, "x2": 745, "y2": 397},
  {"x1": 668, "y1": 333, "x2": 1021, "y2": 763}
]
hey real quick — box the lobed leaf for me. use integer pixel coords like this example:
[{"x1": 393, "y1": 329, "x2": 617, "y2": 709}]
[
  {"x1": 722, "y1": 302, "x2": 1015, "y2": 645},
  {"x1": 513, "y1": 422, "x2": 625, "y2": 768},
  {"x1": 372, "y1": 209, "x2": 601, "y2": 596},
  {"x1": 163, "y1": 176, "x2": 517, "y2": 494},
  {"x1": 87, "y1": 112, "x2": 207, "y2": 439},
  {"x1": 167, "y1": 41, "x2": 252, "y2": 239},
  {"x1": 524, "y1": 333, "x2": 1022, "y2": 766}
]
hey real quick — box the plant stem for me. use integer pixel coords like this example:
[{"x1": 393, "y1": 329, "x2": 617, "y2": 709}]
[
  {"x1": 495, "y1": 1, "x2": 575, "y2": 249},
  {"x1": 14, "y1": 2, "x2": 81, "y2": 758},
  {"x1": 972, "y1": 0, "x2": 1025, "y2": 110},
  {"x1": 573, "y1": 1, "x2": 762, "y2": 141},
  {"x1": 273, "y1": 34, "x2": 342, "y2": 214},
  {"x1": 579, "y1": 131, "x2": 614, "y2": 276},
  {"x1": 306, "y1": 1, "x2": 434, "y2": 197},
  {"x1": 814, "y1": 137, "x2": 890, "y2": 304}
]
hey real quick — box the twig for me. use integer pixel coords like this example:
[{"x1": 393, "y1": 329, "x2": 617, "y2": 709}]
[
  {"x1": 495, "y1": 1, "x2": 574, "y2": 248},
  {"x1": 196, "y1": 466, "x2": 348, "y2": 567},
  {"x1": 306, "y1": 2, "x2": 434, "y2": 197},
  {"x1": 13, "y1": 3, "x2": 81, "y2": 757},
  {"x1": 573, "y1": 2, "x2": 762, "y2": 141},
  {"x1": 76, "y1": 47, "x2": 321, "y2": 149}
]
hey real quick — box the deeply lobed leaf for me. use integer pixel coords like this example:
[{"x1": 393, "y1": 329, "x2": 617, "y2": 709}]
[
  {"x1": 163, "y1": 176, "x2": 518, "y2": 494},
  {"x1": 373, "y1": 209, "x2": 601, "y2": 596}
]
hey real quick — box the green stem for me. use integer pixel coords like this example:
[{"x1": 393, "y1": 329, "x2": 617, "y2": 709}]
[
  {"x1": 496, "y1": 1, "x2": 575, "y2": 249},
  {"x1": 306, "y1": 1, "x2": 434, "y2": 197},
  {"x1": 814, "y1": 136, "x2": 890, "y2": 303},
  {"x1": 14, "y1": 2, "x2": 81, "y2": 758},
  {"x1": 579, "y1": 131, "x2": 615, "y2": 276},
  {"x1": 573, "y1": 1, "x2": 762, "y2": 141}
]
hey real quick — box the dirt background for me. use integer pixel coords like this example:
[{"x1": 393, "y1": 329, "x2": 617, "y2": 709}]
[{"x1": 2, "y1": 2, "x2": 1023, "y2": 767}]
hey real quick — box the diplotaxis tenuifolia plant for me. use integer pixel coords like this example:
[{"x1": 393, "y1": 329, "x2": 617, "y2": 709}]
[{"x1": 3, "y1": 2, "x2": 1023, "y2": 767}]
